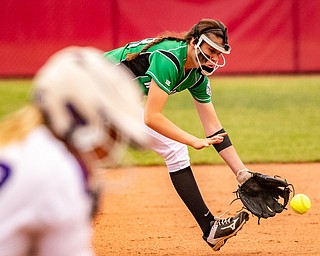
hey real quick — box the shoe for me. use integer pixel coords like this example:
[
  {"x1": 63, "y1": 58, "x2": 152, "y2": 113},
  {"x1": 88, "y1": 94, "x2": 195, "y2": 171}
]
[{"x1": 203, "y1": 211, "x2": 249, "y2": 251}]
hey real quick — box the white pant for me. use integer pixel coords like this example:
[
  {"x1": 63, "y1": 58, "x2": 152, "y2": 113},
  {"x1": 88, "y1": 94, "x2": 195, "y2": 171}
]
[{"x1": 144, "y1": 124, "x2": 190, "y2": 172}]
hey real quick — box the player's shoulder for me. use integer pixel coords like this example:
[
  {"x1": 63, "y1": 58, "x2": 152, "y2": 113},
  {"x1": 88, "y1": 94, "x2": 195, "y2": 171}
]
[
  {"x1": 1, "y1": 126, "x2": 80, "y2": 183},
  {"x1": 149, "y1": 40, "x2": 187, "y2": 70},
  {"x1": 153, "y1": 39, "x2": 187, "y2": 53},
  {"x1": 25, "y1": 126, "x2": 80, "y2": 174}
]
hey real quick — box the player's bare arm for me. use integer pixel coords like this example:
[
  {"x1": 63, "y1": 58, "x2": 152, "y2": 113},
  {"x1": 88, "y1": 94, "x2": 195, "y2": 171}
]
[
  {"x1": 193, "y1": 99, "x2": 247, "y2": 174},
  {"x1": 145, "y1": 79, "x2": 224, "y2": 149},
  {"x1": 193, "y1": 100, "x2": 223, "y2": 135}
]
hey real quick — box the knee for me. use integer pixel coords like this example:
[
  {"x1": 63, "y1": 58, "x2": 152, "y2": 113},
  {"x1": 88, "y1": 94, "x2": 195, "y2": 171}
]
[{"x1": 163, "y1": 144, "x2": 190, "y2": 172}]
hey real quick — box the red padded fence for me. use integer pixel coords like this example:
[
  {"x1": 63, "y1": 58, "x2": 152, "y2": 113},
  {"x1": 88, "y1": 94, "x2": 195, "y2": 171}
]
[{"x1": 1, "y1": 0, "x2": 319, "y2": 76}]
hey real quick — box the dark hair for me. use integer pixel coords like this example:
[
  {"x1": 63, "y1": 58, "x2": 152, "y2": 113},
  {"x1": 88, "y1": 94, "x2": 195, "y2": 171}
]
[
  {"x1": 190, "y1": 19, "x2": 228, "y2": 45},
  {"x1": 126, "y1": 19, "x2": 229, "y2": 61}
]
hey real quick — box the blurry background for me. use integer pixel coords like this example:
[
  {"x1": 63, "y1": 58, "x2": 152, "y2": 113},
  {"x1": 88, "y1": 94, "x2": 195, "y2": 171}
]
[
  {"x1": 0, "y1": 0, "x2": 319, "y2": 164},
  {"x1": 1, "y1": 0, "x2": 320, "y2": 77}
]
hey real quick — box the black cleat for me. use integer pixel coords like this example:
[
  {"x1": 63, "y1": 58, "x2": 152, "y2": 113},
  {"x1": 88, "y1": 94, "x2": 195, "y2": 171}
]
[{"x1": 203, "y1": 211, "x2": 249, "y2": 251}]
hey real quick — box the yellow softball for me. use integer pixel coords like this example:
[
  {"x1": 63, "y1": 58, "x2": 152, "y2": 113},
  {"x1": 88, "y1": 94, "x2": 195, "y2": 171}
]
[{"x1": 290, "y1": 194, "x2": 311, "y2": 214}]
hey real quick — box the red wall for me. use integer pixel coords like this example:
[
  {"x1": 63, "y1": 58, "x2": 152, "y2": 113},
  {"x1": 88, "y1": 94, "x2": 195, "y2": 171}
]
[{"x1": 1, "y1": 0, "x2": 319, "y2": 76}]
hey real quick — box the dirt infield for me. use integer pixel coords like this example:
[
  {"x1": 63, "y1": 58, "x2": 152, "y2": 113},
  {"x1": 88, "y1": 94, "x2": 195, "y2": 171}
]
[{"x1": 93, "y1": 163, "x2": 320, "y2": 255}]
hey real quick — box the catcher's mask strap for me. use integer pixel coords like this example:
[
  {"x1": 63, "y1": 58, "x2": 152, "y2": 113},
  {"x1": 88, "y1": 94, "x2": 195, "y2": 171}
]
[
  {"x1": 199, "y1": 34, "x2": 231, "y2": 54},
  {"x1": 193, "y1": 21, "x2": 231, "y2": 54}
]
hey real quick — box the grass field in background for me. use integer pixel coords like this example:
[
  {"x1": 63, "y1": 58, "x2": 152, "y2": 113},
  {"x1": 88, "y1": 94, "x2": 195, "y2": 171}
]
[
  {"x1": 0, "y1": 79, "x2": 32, "y2": 117},
  {"x1": 130, "y1": 75, "x2": 320, "y2": 165},
  {"x1": 1, "y1": 76, "x2": 319, "y2": 165}
]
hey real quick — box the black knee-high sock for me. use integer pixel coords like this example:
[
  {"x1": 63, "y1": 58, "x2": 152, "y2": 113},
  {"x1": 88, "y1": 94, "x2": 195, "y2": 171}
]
[{"x1": 170, "y1": 166, "x2": 214, "y2": 237}]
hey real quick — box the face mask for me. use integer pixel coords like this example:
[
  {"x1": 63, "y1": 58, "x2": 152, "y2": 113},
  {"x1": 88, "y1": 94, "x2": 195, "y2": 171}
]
[{"x1": 194, "y1": 34, "x2": 230, "y2": 76}]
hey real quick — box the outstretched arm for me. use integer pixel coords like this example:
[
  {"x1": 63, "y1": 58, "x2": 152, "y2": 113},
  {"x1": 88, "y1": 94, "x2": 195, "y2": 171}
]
[
  {"x1": 194, "y1": 100, "x2": 249, "y2": 178},
  {"x1": 144, "y1": 79, "x2": 225, "y2": 149}
]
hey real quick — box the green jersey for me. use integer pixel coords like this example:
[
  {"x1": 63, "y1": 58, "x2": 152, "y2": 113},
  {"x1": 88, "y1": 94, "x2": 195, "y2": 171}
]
[{"x1": 104, "y1": 38, "x2": 212, "y2": 103}]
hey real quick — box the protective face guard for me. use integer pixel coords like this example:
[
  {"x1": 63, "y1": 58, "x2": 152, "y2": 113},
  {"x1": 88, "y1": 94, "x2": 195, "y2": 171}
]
[
  {"x1": 194, "y1": 34, "x2": 231, "y2": 76},
  {"x1": 200, "y1": 34, "x2": 231, "y2": 54}
]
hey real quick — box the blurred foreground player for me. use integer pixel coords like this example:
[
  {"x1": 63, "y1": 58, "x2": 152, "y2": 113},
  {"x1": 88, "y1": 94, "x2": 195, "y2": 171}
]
[{"x1": 0, "y1": 46, "x2": 147, "y2": 256}]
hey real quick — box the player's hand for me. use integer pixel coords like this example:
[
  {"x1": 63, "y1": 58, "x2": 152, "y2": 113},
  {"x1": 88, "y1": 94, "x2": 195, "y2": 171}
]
[{"x1": 192, "y1": 133, "x2": 227, "y2": 150}]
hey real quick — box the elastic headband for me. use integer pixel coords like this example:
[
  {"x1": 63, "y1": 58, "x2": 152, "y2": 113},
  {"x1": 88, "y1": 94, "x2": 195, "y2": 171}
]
[
  {"x1": 194, "y1": 22, "x2": 231, "y2": 53},
  {"x1": 197, "y1": 34, "x2": 231, "y2": 54}
]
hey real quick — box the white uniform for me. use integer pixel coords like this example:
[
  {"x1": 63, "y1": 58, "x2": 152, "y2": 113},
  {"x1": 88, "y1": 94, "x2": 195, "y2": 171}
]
[
  {"x1": 144, "y1": 124, "x2": 190, "y2": 172},
  {"x1": 0, "y1": 126, "x2": 93, "y2": 256}
]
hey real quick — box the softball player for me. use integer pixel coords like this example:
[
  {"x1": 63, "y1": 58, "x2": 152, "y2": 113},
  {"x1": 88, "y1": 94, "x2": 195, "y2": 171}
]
[
  {"x1": 104, "y1": 19, "x2": 252, "y2": 251},
  {"x1": 0, "y1": 46, "x2": 147, "y2": 256}
]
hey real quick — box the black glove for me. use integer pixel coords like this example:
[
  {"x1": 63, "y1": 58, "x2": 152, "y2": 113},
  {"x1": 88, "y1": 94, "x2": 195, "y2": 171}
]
[{"x1": 235, "y1": 171, "x2": 292, "y2": 223}]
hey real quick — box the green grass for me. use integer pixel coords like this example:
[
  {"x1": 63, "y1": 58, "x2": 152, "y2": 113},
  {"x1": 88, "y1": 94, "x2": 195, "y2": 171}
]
[
  {"x1": 130, "y1": 75, "x2": 320, "y2": 165},
  {"x1": 1, "y1": 76, "x2": 320, "y2": 165},
  {"x1": 0, "y1": 79, "x2": 32, "y2": 117},
  {"x1": 206, "y1": 75, "x2": 320, "y2": 163}
]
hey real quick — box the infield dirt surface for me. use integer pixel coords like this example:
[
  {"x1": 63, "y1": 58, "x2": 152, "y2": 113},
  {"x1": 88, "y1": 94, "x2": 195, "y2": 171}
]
[{"x1": 93, "y1": 163, "x2": 320, "y2": 255}]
